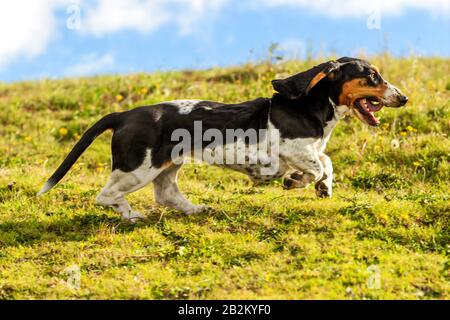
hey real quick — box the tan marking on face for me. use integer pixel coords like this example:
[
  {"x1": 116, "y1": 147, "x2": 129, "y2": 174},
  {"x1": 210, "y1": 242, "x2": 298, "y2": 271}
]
[
  {"x1": 306, "y1": 71, "x2": 327, "y2": 93},
  {"x1": 338, "y1": 77, "x2": 389, "y2": 106},
  {"x1": 370, "y1": 64, "x2": 380, "y2": 74}
]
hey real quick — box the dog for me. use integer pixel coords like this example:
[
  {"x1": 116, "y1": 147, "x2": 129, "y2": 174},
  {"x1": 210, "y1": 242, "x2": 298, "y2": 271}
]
[{"x1": 38, "y1": 57, "x2": 408, "y2": 222}]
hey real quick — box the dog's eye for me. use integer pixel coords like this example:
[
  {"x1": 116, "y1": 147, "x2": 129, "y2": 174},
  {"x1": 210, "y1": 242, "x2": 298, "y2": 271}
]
[{"x1": 368, "y1": 73, "x2": 379, "y2": 85}]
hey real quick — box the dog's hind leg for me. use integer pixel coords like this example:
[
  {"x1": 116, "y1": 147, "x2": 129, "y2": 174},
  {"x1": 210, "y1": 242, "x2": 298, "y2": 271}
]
[
  {"x1": 153, "y1": 164, "x2": 207, "y2": 215},
  {"x1": 96, "y1": 153, "x2": 166, "y2": 222}
]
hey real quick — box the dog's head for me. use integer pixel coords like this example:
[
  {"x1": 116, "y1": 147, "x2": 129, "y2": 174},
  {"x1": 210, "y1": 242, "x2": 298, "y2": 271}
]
[{"x1": 272, "y1": 57, "x2": 408, "y2": 126}]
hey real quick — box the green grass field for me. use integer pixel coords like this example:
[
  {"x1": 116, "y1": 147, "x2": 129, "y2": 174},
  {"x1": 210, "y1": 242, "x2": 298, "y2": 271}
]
[{"x1": 0, "y1": 55, "x2": 449, "y2": 299}]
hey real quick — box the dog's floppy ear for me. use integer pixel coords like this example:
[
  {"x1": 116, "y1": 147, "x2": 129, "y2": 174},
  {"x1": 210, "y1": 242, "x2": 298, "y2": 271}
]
[{"x1": 272, "y1": 61, "x2": 342, "y2": 99}]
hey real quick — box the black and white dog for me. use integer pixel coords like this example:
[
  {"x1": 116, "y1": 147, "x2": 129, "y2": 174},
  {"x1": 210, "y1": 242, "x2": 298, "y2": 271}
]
[{"x1": 38, "y1": 57, "x2": 408, "y2": 221}]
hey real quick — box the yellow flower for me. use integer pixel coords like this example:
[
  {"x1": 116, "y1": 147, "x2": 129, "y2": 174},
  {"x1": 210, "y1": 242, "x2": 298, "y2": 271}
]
[
  {"x1": 400, "y1": 131, "x2": 407, "y2": 137},
  {"x1": 378, "y1": 212, "x2": 389, "y2": 222},
  {"x1": 96, "y1": 162, "x2": 107, "y2": 173},
  {"x1": 24, "y1": 136, "x2": 32, "y2": 142},
  {"x1": 73, "y1": 133, "x2": 81, "y2": 140},
  {"x1": 116, "y1": 94, "x2": 124, "y2": 102},
  {"x1": 59, "y1": 127, "x2": 68, "y2": 136},
  {"x1": 140, "y1": 87, "x2": 149, "y2": 95},
  {"x1": 406, "y1": 125, "x2": 416, "y2": 132},
  {"x1": 413, "y1": 161, "x2": 420, "y2": 167}
]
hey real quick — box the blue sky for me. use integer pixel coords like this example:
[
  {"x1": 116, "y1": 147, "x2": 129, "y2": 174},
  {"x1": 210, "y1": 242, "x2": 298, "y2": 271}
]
[{"x1": 0, "y1": 0, "x2": 448, "y2": 82}]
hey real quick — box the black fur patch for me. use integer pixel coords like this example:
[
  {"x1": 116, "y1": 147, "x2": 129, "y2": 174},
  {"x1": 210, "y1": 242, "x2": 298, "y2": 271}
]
[{"x1": 111, "y1": 98, "x2": 272, "y2": 171}]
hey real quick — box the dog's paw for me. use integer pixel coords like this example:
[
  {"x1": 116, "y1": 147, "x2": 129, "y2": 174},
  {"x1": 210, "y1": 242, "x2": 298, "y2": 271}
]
[
  {"x1": 184, "y1": 205, "x2": 209, "y2": 215},
  {"x1": 122, "y1": 211, "x2": 145, "y2": 223},
  {"x1": 315, "y1": 181, "x2": 332, "y2": 198},
  {"x1": 283, "y1": 172, "x2": 314, "y2": 189}
]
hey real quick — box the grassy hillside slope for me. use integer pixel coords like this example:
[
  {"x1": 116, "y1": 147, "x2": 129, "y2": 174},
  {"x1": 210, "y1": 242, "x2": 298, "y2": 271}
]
[{"x1": 0, "y1": 56, "x2": 449, "y2": 299}]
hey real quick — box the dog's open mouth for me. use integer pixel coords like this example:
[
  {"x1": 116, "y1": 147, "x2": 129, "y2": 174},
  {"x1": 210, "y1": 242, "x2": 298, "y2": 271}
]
[{"x1": 354, "y1": 97, "x2": 383, "y2": 126}]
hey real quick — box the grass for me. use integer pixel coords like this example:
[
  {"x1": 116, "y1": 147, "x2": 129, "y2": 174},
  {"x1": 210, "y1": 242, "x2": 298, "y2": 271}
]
[{"x1": 0, "y1": 55, "x2": 449, "y2": 299}]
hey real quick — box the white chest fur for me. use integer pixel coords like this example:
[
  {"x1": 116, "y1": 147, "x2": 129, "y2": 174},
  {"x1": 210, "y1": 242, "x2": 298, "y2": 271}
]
[{"x1": 317, "y1": 101, "x2": 350, "y2": 152}]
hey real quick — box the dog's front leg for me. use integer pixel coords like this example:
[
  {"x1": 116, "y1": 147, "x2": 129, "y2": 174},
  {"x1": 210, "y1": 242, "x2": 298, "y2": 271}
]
[
  {"x1": 315, "y1": 153, "x2": 333, "y2": 198},
  {"x1": 282, "y1": 145, "x2": 324, "y2": 190}
]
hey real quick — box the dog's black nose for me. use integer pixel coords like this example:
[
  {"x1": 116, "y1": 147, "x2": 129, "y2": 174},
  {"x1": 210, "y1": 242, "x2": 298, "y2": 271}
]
[{"x1": 399, "y1": 95, "x2": 408, "y2": 105}]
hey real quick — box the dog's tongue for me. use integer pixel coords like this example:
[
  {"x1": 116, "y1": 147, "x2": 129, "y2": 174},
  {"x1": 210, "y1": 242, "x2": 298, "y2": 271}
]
[{"x1": 359, "y1": 98, "x2": 380, "y2": 126}]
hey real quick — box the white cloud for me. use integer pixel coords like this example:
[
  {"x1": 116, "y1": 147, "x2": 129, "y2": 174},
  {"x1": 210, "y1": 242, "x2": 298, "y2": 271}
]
[
  {"x1": 0, "y1": 0, "x2": 59, "y2": 67},
  {"x1": 82, "y1": 0, "x2": 171, "y2": 36},
  {"x1": 82, "y1": 0, "x2": 227, "y2": 36},
  {"x1": 175, "y1": 0, "x2": 227, "y2": 35},
  {"x1": 258, "y1": 0, "x2": 449, "y2": 18},
  {"x1": 64, "y1": 52, "x2": 115, "y2": 76},
  {"x1": 277, "y1": 39, "x2": 306, "y2": 59},
  {"x1": 0, "y1": 0, "x2": 226, "y2": 69}
]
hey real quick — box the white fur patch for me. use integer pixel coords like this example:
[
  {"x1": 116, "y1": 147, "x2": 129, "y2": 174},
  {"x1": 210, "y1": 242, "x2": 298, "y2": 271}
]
[
  {"x1": 153, "y1": 165, "x2": 206, "y2": 214},
  {"x1": 169, "y1": 100, "x2": 201, "y2": 114},
  {"x1": 317, "y1": 99, "x2": 350, "y2": 152},
  {"x1": 272, "y1": 100, "x2": 347, "y2": 182},
  {"x1": 98, "y1": 149, "x2": 204, "y2": 217},
  {"x1": 37, "y1": 181, "x2": 53, "y2": 196},
  {"x1": 267, "y1": 120, "x2": 324, "y2": 182},
  {"x1": 383, "y1": 83, "x2": 401, "y2": 105},
  {"x1": 279, "y1": 136, "x2": 321, "y2": 175},
  {"x1": 196, "y1": 123, "x2": 283, "y2": 181},
  {"x1": 96, "y1": 150, "x2": 166, "y2": 220}
]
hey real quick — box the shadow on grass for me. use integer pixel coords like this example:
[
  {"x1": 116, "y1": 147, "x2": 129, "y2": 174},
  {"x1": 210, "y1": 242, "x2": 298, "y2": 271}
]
[
  {"x1": 0, "y1": 198, "x2": 317, "y2": 248},
  {"x1": 0, "y1": 208, "x2": 191, "y2": 247}
]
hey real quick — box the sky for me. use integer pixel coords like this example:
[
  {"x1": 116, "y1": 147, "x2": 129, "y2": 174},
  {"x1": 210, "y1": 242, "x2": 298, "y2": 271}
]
[{"x1": 0, "y1": 0, "x2": 448, "y2": 82}]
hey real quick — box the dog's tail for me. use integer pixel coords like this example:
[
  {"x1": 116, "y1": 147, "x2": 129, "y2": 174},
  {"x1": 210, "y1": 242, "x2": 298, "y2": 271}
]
[{"x1": 37, "y1": 112, "x2": 121, "y2": 196}]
